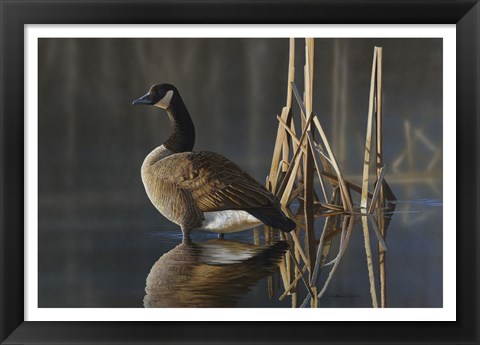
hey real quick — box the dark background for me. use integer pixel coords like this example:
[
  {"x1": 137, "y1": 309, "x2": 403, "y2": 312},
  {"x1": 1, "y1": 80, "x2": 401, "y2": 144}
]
[{"x1": 38, "y1": 38, "x2": 443, "y2": 307}]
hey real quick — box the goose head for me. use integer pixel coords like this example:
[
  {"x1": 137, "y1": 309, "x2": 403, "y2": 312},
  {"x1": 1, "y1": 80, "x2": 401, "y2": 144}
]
[
  {"x1": 132, "y1": 83, "x2": 177, "y2": 109},
  {"x1": 133, "y1": 83, "x2": 195, "y2": 153}
]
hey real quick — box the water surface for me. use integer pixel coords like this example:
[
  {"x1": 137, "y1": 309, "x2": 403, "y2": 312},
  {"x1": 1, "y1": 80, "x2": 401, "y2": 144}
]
[{"x1": 38, "y1": 183, "x2": 442, "y2": 308}]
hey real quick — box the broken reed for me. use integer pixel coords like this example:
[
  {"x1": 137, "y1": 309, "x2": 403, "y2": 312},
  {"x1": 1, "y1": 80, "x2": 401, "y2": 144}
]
[{"x1": 265, "y1": 39, "x2": 396, "y2": 308}]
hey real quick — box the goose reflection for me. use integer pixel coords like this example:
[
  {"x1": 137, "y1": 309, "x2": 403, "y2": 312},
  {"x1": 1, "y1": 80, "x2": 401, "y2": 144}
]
[{"x1": 144, "y1": 238, "x2": 288, "y2": 307}]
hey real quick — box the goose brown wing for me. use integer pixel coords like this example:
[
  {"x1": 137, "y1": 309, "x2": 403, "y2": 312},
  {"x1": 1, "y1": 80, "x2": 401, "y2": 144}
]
[{"x1": 155, "y1": 151, "x2": 278, "y2": 212}]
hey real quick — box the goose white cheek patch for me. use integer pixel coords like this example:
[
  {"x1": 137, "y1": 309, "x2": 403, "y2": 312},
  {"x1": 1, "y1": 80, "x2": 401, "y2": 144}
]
[{"x1": 154, "y1": 90, "x2": 174, "y2": 109}]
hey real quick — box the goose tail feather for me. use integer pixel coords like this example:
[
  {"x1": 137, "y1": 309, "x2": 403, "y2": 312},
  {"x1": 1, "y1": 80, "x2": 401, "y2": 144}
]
[{"x1": 245, "y1": 208, "x2": 296, "y2": 232}]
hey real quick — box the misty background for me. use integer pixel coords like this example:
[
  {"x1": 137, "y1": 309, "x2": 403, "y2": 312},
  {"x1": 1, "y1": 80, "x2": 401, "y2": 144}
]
[{"x1": 38, "y1": 38, "x2": 442, "y2": 308}]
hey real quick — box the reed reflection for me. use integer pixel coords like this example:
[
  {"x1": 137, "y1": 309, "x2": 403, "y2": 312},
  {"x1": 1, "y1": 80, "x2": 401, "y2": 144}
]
[{"x1": 144, "y1": 238, "x2": 288, "y2": 307}]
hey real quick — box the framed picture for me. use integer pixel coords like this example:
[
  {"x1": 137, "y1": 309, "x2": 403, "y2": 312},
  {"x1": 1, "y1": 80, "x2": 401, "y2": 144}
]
[{"x1": 1, "y1": 1, "x2": 478, "y2": 344}]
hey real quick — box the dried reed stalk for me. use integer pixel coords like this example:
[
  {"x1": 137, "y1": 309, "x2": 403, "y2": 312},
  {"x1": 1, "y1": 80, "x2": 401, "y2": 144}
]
[
  {"x1": 375, "y1": 47, "x2": 387, "y2": 308},
  {"x1": 282, "y1": 39, "x2": 295, "y2": 172},
  {"x1": 279, "y1": 111, "x2": 315, "y2": 205},
  {"x1": 269, "y1": 106, "x2": 291, "y2": 192},
  {"x1": 279, "y1": 264, "x2": 309, "y2": 300},
  {"x1": 321, "y1": 171, "x2": 374, "y2": 199},
  {"x1": 312, "y1": 187, "x2": 339, "y2": 284},
  {"x1": 316, "y1": 216, "x2": 355, "y2": 300},
  {"x1": 289, "y1": 230, "x2": 311, "y2": 269},
  {"x1": 368, "y1": 215, "x2": 388, "y2": 251},
  {"x1": 253, "y1": 227, "x2": 260, "y2": 245},
  {"x1": 289, "y1": 251, "x2": 316, "y2": 301},
  {"x1": 360, "y1": 47, "x2": 379, "y2": 308},
  {"x1": 269, "y1": 39, "x2": 296, "y2": 189},
  {"x1": 313, "y1": 116, "x2": 353, "y2": 213},
  {"x1": 277, "y1": 252, "x2": 290, "y2": 290},
  {"x1": 268, "y1": 276, "x2": 274, "y2": 298},
  {"x1": 276, "y1": 115, "x2": 305, "y2": 153},
  {"x1": 306, "y1": 131, "x2": 329, "y2": 202},
  {"x1": 368, "y1": 164, "x2": 388, "y2": 214},
  {"x1": 304, "y1": 38, "x2": 316, "y2": 278}
]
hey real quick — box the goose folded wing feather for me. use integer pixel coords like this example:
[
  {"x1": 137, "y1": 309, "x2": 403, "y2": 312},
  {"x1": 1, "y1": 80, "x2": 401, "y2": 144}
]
[{"x1": 153, "y1": 151, "x2": 275, "y2": 212}]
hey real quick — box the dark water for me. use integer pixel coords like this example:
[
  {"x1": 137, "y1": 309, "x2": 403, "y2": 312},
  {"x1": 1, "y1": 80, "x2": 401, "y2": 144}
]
[
  {"x1": 37, "y1": 38, "x2": 442, "y2": 308},
  {"x1": 38, "y1": 183, "x2": 442, "y2": 308}
]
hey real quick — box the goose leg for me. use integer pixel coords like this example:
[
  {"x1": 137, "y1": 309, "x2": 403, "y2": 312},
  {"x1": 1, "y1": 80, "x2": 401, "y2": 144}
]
[
  {"x1": 181, "y1": 227, "x2": 191, "y2": 241},
  {"x1": 181, "y1": 235, "x2": 192, "y2": 246}
]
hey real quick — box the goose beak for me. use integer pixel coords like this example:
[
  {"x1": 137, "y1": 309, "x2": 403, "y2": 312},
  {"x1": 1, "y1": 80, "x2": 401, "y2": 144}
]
[{"x1": 132, "y1": 93, "x2": 154, "y2": 105}]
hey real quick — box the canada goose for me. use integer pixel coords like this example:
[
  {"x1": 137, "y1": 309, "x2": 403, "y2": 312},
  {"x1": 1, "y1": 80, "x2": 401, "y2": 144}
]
[
  {"x1": 144, "y1": 239, "x2": 288, "y2": 307},
  {"x1": 133, "y1": 83, "x2": 296, "y2": 238}
]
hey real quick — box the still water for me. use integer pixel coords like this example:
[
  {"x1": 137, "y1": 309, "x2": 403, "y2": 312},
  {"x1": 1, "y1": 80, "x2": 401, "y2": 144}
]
[{"x1": 38, "y1": 181, "x2": 442, "y2": 308}]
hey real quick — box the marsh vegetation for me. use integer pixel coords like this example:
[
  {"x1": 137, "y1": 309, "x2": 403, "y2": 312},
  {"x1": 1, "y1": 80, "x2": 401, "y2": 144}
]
[{"x1": 260, "y1": 39, "x2": 397, "y2": 308}]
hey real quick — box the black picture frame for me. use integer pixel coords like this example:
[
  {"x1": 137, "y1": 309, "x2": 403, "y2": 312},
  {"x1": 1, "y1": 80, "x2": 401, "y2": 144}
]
[{"x1": 1, "y1": 1, "x2": 478, "y2": 344}]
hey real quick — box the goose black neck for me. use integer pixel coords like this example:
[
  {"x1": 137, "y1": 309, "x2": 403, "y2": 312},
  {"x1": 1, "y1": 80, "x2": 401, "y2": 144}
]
[{"x1": 163, "y1": 92, "x2": 195, "y2": 153}]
